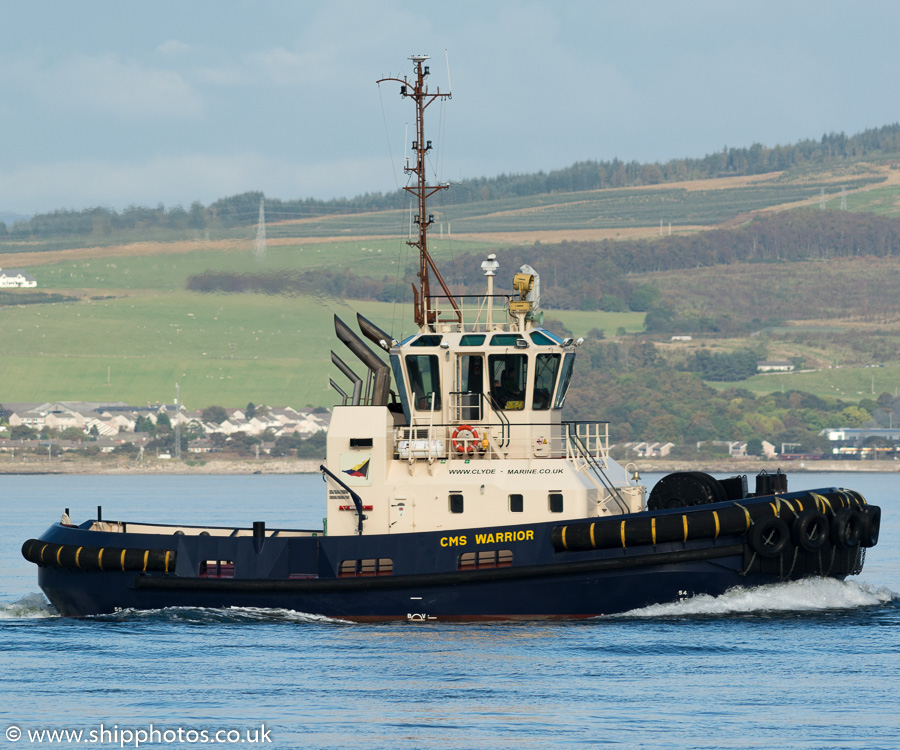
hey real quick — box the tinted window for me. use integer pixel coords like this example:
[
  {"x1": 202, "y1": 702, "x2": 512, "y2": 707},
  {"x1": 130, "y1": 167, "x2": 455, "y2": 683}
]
[
  {"x1": 533, "y1": 353, "x2": 561, "y2": 410},
  {"x1": 553, "y1": 353, "x2": 576, "y2": 409},
  {"x1": 509, "y1": 494, "x2": 524, "y2": 513},
  {"x1": 488, "y1": 354, "x2": 528, "y2": 410},
  {"x1": 549, "y1": 493, "x2": 564, "y2": 513},
  {"x1": 449, "y1": 494, "x2": 464, "y2": 514},
  {"x1": 459, "y1": 334, "x2": 486, "y2": 346},
  {"x1": 410, "y1": 335, "x2": 443, "y2": 347},
  {"x1": 406, "y1": 354, "x2": 442, "y2": 410}
]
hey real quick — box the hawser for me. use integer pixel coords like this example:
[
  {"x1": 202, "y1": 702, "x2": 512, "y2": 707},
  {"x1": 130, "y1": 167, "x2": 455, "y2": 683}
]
[{"x1": 23, "y1": 55, "x2": 881, "y2": 620}]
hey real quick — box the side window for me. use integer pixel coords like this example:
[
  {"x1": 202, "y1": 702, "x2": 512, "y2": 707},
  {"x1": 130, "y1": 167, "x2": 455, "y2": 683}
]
[
  {"x1": 406, "y1": 354, "x2": 442, "y2": 411},
  {"x1": 553, "y1": 354, "x2": 576, "y2": 409},
  {"x1": 489, "y1": 354, "x2": 528, "y2": 410},
  {"x1": 449, "y1": 494, "x2": 464, "y2": 514},
  {"x1": 509, "y1": 494, "x2": 524, "y2": 513},
  {"x1": 549, "y1": 493, "x2": 564, "y2": 513},
  {"x1": 533, "y1": 353, "x2": 561, "y2": 410}
]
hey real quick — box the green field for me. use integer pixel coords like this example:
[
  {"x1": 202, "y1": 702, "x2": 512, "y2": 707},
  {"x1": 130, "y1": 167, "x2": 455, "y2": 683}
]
[
  {"x1": 0, "y1": 291, "x2": 643, "y2": 408},
  {"x1": 32, "y1": 237, "x2": 502, "y2": 292},
  {"x1": 709, "y1": 365, "x2": 900, "y2": 402}
]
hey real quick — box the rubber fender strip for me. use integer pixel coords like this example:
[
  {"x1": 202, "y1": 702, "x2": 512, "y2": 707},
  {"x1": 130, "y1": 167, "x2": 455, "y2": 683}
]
[
  {"x1": 560, "y1": 526, "x2": 568, "y2": 551},
  {"x1": 589, "y1": 523, "x2": 596, "y2": 550},
  {"x1": 651, "y1": 517, "x2": 657, "y2": 545},
  {"x1": 682, "y1": 515, "x2": 689, "y2": 542},
  {"x1": 620, "y1": 520, "x2": 627, "y2": 548},
  {"x1": 732, "y1": 502, "x2": 752, "y2": 532},
  {"x1": 712, "y1": 511, "x2": 720, "y2": 539}
]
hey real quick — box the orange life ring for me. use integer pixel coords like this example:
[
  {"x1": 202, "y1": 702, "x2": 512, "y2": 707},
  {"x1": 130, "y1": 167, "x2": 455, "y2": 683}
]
[{"x1": 452, "y1": 424, "x2": 478, "y2": 454}]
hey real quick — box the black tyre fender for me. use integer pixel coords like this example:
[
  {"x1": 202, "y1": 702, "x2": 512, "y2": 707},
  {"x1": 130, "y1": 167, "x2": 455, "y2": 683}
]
[
  {"x1": 749, "y1": 516, "x2": 790, "y2": 558},
  {"x1": 857, "y1": 505, "x2": 881, "y2": 548},
  {"x1": 830, "y1": 508, "x2": 861, "y2": 549},
  {"x1": 791, "y1": 509, "x2": 829, "y2": 552}
]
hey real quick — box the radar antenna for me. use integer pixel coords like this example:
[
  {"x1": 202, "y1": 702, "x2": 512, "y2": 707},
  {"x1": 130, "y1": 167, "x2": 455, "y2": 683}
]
[{"x1": 378, "y1": 55, "x2": 461, "y2": 330}]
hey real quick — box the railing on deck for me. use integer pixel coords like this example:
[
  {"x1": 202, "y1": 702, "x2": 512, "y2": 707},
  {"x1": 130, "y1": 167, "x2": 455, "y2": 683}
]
[
  {"x1": 426, "y1": 294, "x2": 513, "y2": 331},
  {"x1": 394, "y1": 420, "x2": 609, "y2": 462}
]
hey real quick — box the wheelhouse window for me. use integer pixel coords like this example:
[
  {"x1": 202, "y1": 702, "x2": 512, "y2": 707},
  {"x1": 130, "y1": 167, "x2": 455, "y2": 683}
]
[
  {"x1": 553, "y1": 353, "x2": 576, "y2": 409},
  {"x1": 529, "y1": 330, "x2": 562, "y2": 346},
  {"x1": 406, "y1": 354, "x2": 442, "y2": 411},
  {"x1": 459, "y1": 334, "x2": 486, "y2": 346},
  {"x1": 490, "y1": 333, "x2": 524, "y2": 347},
  {"x1": 533, "y1": 353, "x2": 561, "y2": 410},
  {"x1": 455, "y1": 355, "x2": 484, "y2": 422},
  {"x1": 489, "y1": 354, "x2": 528, "y2": 410},
  {"x1": 410, "y1": 335, "x2": 443, "y2": 347},
  {"x1": 458, "y1": 550, "x2": 513, "y2": 570}
]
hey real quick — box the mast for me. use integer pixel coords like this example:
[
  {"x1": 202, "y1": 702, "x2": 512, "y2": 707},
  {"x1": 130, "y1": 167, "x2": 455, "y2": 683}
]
[{"x1": 378, "y1": 55, "x2": 461, "y2": 330}]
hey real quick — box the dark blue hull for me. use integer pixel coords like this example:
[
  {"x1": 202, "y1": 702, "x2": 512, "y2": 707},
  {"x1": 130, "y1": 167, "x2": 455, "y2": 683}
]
[{"x1": 25, "y1": 488, "x2": 875, "y2": 621}]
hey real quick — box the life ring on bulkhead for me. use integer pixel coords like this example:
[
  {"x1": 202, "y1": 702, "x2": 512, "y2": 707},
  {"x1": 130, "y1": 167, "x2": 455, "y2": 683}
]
[{"x1": 452, "y1": 424, "x2": 478, "y2": 454}]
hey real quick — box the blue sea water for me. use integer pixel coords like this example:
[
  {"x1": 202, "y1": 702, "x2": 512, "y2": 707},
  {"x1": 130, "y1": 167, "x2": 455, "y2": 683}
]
[{"x1": 1, "y1": 472, "x2": 898, "y2": 750}]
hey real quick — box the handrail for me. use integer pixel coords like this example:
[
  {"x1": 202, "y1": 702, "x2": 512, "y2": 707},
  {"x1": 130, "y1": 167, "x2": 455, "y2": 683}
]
[{"x1": 567, "y1": 429, "x2": 629, "y2": 514}]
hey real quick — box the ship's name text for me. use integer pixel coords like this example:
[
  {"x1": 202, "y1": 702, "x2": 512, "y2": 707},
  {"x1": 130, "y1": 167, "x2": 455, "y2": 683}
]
[{"x1": 440, "y1": 529, "x2": 534, "y2": 547}]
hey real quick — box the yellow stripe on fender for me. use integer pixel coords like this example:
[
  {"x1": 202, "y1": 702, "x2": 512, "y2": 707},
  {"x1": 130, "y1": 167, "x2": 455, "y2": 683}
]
[
  {"x1": 75, "y1": 547, "x2": 82, "y2": 569},
  {"x1": 620, "y1": 521, "x2": 627, "y2": 548},
  {"x1": 651, "y1": 517, "x2": 657, "y2": 545},
  {"x1": 120, "y1": 549, "x2": 127, "y2": 571},
  {"x1": 40, "y1": 544, "x2": 49, "y2": 564},
  {"x1": 56, "y1": 547, "x2": 63, "y2": 565},
  {"x1": 561, "y1": 526, "x2": 568, "y2": 551},
  {"x1": 682, "y1": 515, "x2": 689, "y2": 542},
  {"x1": 98, "y1": 548, "x2": 104, "y2": 571},
  {"x1": 712, "y1": 511, "x2": 720, "y2": 539},
  {"x1": 164, "y1": 551, "x2": 171, "y2": 573},
  {"x1": 143, "y1": 550, "x2": 149, "y2": 572},
  {"x1": 589, "y1": 523, "x2": 596, "y2": 549}
]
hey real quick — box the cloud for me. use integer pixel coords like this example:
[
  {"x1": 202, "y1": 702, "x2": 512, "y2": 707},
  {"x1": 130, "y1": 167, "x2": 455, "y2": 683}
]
[
  {"x1": 156, "y1": 39, "x2": 192, "y2": 58},
  {"x1": 0, "y1": 153, "x2": 393, "y2": 214},
  {"x1": 10, "y1": 52, "x2": 203, "y2": 121}
]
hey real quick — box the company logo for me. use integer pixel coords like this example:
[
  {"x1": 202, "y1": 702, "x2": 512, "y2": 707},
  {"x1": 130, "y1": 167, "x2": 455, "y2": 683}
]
[{"x1": 342, "y1": 458, "x2": 370, "y2": 479}]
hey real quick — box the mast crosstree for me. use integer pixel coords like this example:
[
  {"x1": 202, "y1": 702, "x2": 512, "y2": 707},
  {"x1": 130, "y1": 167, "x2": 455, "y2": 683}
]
[{"x1": 378, "y1": 55, "x2": 461, "y2": 330}]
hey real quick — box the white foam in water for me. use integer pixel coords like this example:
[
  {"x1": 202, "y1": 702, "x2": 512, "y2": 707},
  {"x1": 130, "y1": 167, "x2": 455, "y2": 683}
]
[
  {"x1": 91, "y1": 605, "x2": 351, "y2": 625},
  {"x1": 0, "y1": 593, "x2": 58, "y2": 619},
  {"x1": 622, "y1": 578, "x2": 897, "y2": 618}
]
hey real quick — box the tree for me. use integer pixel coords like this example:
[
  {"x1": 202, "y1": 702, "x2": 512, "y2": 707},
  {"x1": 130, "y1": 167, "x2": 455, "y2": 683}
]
[
  {"x1": 202, "y1": 405, "x2": 229, "y2": 425},
  {"x1": 245, "y1": 402, "x2": 257, "y2": 419},
  {"x1": 745, "y1": 437, "x2": 764, "y2": 456}
]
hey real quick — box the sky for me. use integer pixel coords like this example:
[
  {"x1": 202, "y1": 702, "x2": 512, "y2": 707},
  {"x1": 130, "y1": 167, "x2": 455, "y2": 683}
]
[{"x1": 1, "y1": 0, "x2": 899, "y2": 218}]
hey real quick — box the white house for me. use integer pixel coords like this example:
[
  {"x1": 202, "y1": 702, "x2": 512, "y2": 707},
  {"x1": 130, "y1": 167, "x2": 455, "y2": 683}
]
[{"x1": 0, "y1": 269, "x2": 37, "y2": 288}]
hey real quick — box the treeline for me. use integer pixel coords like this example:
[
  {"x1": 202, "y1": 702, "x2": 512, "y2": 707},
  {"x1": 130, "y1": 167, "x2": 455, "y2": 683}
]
[
  {"x1": 4, "y1": 124, "x2": 900, "y2": 241},
  {"x1": 566, "y1": 338, "x2": 896, "y2": 450},
  {"x1": 186, "y1": 210, "x2": 900, "y2": 329}
]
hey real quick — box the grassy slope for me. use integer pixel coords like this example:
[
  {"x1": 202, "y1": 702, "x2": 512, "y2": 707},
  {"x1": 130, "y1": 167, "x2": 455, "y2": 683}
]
[
  {"x1": 3, "y1": 163, "x2": 898, "y2": 409},
  {"x1": 0, "y1": 290, "x2": 642, "y2": 408}
]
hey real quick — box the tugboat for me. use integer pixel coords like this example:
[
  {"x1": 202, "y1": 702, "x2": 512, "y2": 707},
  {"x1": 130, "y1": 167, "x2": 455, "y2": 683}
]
[{"x1": 23, "y1": 55, "x2": 881, "y2": 620}]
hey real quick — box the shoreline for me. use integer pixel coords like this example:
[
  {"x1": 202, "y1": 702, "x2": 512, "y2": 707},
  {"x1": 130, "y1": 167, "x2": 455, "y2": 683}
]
[{"x1": 0, "y1": 458, "x2": 896, "y2": 475}]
